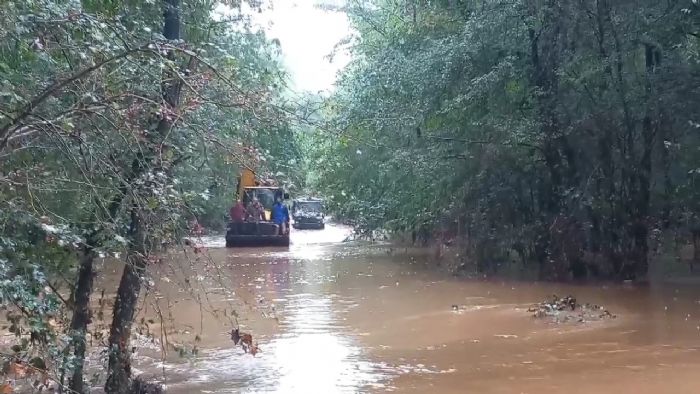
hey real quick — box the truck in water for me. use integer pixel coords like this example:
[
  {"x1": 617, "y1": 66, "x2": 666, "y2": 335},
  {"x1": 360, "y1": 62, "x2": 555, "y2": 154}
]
[
  {"x1": 225, "y1": 168, "x2": 290, "y2": 247},
  {"x1": 291, "y1": 198, "x2": 325, "y2": 230}
]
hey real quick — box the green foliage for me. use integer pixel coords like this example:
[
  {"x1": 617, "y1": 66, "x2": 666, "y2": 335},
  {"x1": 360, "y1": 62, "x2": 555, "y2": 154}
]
[
  {"x1": 0, "y1": 0, "x2": 302, "y2": 388},
  {"x1": 311, "y1": 0, "x2": 700, "y2": 279}
]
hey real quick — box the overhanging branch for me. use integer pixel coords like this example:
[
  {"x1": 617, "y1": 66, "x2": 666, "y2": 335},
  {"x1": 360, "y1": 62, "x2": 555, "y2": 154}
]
[{"x1": 0, "y1": 44, "x2": 151, "y2": 152}]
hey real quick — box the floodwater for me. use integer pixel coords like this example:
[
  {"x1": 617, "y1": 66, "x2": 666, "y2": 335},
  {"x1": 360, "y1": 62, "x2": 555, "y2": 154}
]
[{"x1": 95, "y1": 223, "x2": 700, "y2": 393}]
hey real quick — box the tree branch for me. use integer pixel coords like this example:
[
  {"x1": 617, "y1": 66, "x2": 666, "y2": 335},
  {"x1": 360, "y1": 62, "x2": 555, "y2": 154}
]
[{"x1": 0, "y1": 44, "x2": 151, "y2": 152}]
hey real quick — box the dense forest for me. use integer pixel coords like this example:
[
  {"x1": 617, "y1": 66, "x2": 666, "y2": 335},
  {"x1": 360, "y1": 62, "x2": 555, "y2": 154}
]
[
  {"x1": 0, "y1": 0, "x2": 699, "y2": 392},
  {"x1": 311, "y1": 0, "x2": 700, "y2": 280},
  {"x1": 0, "y1": 0, "x2": 301, "y2": 392}
]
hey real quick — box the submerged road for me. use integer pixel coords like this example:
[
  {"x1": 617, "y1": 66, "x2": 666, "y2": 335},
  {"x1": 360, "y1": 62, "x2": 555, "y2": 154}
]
[{"x1": 96, "y1": 224, "x2": 700, "y2": 393}]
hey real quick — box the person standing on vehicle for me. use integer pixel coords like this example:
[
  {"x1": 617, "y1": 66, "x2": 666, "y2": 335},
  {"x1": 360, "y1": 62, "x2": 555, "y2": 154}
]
[
  {"x1": 271, "y1": 196, "x2": 290, "y2": 235},
  {"x1": 230, "y1": 199, "x2": 245, "y2": 222},
  {"x1": 229, "y1": 199, "x2": 246, "y2": 233},
  {"x1": 246, "y1": 196, "x2": 265, "y2": 222}
]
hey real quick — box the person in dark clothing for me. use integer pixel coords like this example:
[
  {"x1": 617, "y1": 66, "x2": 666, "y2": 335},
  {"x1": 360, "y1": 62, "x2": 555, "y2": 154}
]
[
  {"x1": 271, "y1": 197, "x2": 290, "y2": 235},
  {"x1": 229, "y1": 199, "x2": 246, "y2": 234},
  {"x1": 230, "y1": 200, "x2": 245, "y2": 222}
]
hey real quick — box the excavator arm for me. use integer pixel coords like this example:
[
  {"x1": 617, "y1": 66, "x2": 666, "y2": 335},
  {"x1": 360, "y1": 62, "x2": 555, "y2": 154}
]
[{"x1": 237, "y1": 168, "x2": 257, "y2": 199}]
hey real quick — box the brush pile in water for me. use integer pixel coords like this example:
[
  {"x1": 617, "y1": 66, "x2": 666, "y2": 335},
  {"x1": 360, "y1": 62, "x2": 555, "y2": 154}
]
[{"x1": 528, "y1": 295, "x2": 616, "y2": 324}]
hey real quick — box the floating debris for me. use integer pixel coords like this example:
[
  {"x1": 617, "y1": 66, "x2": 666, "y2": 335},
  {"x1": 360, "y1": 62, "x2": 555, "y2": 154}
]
[
  {"x1": 527, "y1": 294, "x2": 616, "y2": 324},
  {"x1": 230, "y1": 328, "x2": 259, "y2": 356}
]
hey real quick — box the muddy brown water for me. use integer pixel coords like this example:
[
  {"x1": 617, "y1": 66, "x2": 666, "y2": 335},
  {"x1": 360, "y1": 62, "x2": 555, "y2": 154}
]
[{"x1": 89, "y1": 224, "x2": 700, "y2": 393}]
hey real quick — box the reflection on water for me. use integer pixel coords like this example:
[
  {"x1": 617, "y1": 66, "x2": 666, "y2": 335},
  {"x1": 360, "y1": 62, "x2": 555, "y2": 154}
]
[
  {"x1": 137, "y1": 224, "x2": 400, "y2": 393},
  {"x1": 159, "y1": 294, "x2": 392, "y2": 393},
  {"x1": 96, "y1": 223, "x2": 700, "y2": 394},
  {"x1": 271, "y1": 296, "x2": 383, "y2": 393}
]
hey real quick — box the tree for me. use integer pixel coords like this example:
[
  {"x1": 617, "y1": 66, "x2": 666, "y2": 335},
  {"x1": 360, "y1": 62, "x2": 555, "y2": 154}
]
[
  {"x1": 311, "y1": 0, "x2": 700, "y2": 280},
  {"x1": 0, "y1": 0, "x2": 299, "y2": 392}
]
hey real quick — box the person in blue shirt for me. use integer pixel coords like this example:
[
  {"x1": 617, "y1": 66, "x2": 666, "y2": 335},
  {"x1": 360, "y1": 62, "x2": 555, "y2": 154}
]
[{"x1": 271, "y1": 197, "x2": 290, "y2": 235}]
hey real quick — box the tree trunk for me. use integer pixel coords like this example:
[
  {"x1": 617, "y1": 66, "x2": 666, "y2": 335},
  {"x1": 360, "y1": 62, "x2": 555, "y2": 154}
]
[
  {"x1": 105, "y1": 1, "x2": 182, "y2": 391},
  {"x1": 67, "y1": 245, "x2": 96, "y2": 393},
  {"x1": 658, "y1": 111, "x2": 672, "y2": 228},
  {"x1": 68, "y1": 166, "x2": 137, "y2": 392},
  {"x1": 105, "y1": 209, "x2": 148, "y2": 394},
  {"x1": 632, "y1": 111, "x2": 652, "y2": 278},
  {"x1": 526, "y1": 0, "x2": 568, "y2": 278},
  {"x1": 629, "y1": 43, "x2": 659, "y2": 279},
  {"x1": 692, "y1": 222, "x2": 700, "y2": 272},
  {"x1": 104, "y1": 261, "x2": 145, "y2": 393}
]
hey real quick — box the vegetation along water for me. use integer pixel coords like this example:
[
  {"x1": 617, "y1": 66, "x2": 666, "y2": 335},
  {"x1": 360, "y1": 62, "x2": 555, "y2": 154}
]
[{"x1": 0, "y1": 1, "x2": 699, "y2": 393}]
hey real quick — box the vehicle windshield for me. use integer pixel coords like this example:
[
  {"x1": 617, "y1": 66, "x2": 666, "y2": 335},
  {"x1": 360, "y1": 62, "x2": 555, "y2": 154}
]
[
  {"x1": 294, "y1": 201, "x2": 323, "y2": 215},
  {"x1": 243, "y1": 188, "x2": 277, "y2": 210}
]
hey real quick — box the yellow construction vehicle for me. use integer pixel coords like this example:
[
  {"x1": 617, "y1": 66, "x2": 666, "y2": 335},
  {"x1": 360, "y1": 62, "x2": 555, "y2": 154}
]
[{"x1": 225, "y1": 168, "x2": 290, "y2": 247}]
